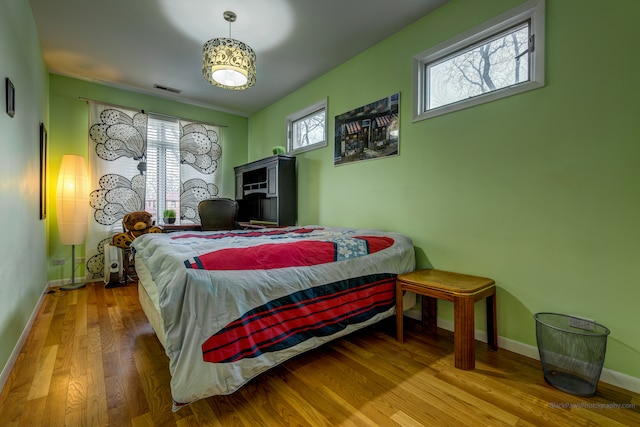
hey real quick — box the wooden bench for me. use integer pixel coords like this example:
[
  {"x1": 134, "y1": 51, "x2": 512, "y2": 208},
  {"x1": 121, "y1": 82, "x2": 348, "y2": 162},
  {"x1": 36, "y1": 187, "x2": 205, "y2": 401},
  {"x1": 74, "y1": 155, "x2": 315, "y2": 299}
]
[{"x1": 395, "y1": 269, "x2": 498, "y2": 370}]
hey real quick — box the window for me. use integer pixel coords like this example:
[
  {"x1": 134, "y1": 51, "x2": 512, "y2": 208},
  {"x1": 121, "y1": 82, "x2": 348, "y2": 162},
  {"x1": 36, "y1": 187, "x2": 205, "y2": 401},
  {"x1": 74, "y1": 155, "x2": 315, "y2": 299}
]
[
  {"x1": 146, "y1": 114, "x2": 181, "y2": 219},
  {"x1": 413, "y1": 0, "x2": 545, "y2": 121},
  {"x1": 286, "y1": 98, "x2": 327, "y2": 154}
]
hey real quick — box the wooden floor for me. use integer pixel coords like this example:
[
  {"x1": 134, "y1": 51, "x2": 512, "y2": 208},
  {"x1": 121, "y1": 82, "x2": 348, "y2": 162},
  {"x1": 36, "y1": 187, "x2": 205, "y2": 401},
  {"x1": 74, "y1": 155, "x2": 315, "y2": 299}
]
[{"x1": 1, "y1": 283, "x2": 639, "y2": 427}]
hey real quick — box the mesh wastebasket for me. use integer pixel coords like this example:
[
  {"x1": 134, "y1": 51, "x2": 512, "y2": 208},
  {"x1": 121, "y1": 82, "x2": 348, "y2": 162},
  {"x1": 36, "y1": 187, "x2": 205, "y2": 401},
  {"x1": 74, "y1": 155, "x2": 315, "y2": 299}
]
[{"x1": 534, "y1": 312, "x2": 610, "y2": 396}]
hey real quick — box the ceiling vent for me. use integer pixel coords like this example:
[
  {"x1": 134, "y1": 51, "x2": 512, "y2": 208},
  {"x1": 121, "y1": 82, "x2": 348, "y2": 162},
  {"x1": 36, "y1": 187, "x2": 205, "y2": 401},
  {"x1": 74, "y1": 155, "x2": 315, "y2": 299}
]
[{"x1": 153, "y1": 84, "x2": 182, "y2": 94}]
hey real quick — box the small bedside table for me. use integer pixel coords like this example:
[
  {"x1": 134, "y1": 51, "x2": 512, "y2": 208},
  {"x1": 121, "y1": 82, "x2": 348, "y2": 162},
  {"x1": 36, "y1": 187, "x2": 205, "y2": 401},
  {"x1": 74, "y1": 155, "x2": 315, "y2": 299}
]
[{"x1": 395, "y1": 269, "x2": 498, "y2": 370}]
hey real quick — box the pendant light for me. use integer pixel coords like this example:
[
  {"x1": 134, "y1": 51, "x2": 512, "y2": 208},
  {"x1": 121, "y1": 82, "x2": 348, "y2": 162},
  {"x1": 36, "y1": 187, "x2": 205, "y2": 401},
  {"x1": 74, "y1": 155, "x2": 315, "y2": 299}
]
[{"x1": 202, "y1": 11, "x2": 256, "y2": 90}]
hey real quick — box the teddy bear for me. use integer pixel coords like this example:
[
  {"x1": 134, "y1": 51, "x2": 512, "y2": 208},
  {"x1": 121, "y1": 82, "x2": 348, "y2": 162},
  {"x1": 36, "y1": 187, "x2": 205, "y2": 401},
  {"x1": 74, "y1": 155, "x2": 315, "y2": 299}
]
[{"x1": 111, "y1": 211, "x2": 163, "y2": 249}]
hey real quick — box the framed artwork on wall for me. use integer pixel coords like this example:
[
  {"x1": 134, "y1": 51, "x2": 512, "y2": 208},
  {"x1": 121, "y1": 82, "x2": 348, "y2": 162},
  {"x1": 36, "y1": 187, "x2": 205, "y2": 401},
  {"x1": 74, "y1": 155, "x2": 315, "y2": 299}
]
[
  {"x1": 6, "y1": 78, "x2": 15, "y2": 118},
  {"x1": 40, "y1": 123, "x2": 47, "y2": 220},
  {"x1": 334, "y1": 92, "x2": 399, "y2": 166}
]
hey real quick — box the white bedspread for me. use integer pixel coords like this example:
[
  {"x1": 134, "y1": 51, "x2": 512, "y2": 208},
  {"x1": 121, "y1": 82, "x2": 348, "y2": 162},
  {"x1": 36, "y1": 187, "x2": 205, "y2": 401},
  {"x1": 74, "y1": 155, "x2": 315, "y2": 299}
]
[{"x1": 132, "y1": 226, "x2": 415, "y2": 410}]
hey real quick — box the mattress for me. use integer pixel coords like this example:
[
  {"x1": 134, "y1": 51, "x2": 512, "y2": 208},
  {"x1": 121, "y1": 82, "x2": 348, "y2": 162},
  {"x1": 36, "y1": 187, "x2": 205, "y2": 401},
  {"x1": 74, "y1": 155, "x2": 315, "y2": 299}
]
[{"x1": 136, "y1": 257, "x2": 166, "y2": 349}]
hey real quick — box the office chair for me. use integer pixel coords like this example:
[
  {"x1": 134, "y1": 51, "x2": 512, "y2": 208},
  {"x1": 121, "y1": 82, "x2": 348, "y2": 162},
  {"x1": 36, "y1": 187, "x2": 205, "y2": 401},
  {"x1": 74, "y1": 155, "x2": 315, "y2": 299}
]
[{"x1": 198, "y1": 198, "x2": 240, "y2": 231}]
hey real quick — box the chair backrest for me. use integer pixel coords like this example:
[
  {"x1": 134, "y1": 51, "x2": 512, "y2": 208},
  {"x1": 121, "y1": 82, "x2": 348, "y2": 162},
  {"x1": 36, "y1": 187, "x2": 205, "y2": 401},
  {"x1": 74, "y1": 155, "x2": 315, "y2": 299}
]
[{"x1": 198, "y1": 198, "x2": 240, "y2": 231}]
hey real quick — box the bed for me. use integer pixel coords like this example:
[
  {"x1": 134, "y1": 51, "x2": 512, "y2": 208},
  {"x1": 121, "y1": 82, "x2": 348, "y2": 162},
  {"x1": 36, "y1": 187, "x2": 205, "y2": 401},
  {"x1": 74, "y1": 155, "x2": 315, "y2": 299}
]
[{"x1": 132, "y1": 225, "x2": 415, "y2": 410}]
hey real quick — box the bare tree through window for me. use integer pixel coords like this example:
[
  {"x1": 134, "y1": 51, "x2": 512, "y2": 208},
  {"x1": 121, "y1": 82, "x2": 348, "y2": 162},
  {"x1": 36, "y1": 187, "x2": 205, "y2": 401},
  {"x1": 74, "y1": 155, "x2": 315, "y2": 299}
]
[
  {"x1": 413, "y1": 0, "x2": 545, "y2": 122},
  {"x1": 293, "y1": 110, "x2": 325, "y2": 149},
  {"x1": 287, "y1": 99, "x2": 327, "y2": 154},
  {"x1": 428, "y1": 23, "x2": 530, "y2": 109}
]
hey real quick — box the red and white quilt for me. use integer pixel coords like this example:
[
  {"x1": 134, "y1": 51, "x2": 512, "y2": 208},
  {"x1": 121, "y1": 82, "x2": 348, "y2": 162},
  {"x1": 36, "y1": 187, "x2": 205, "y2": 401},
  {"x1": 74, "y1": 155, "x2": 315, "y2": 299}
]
[{"x1": 132, "y1": 226, "x2": 415, "y2": 410}]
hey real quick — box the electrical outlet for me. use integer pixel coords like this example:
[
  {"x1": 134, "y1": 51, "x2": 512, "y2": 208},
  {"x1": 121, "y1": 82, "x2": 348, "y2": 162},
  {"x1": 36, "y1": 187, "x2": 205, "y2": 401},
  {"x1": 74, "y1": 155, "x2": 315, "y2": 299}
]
[
  {"x1": 52, "y1": 258, "x2": 66, "y2": 265},
  {"x1": 568, "y1": 316, "x2": 595, "y2": 331},
  {"x1": 75, "y1": 257, "x2": 85, "y2": 264}
]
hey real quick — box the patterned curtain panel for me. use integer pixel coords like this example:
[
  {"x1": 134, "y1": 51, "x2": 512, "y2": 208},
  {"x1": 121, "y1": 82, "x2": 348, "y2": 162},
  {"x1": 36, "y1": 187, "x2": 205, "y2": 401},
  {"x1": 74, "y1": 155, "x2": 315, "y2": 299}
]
[
  {"x1": 178, "y1": 120, "x2": 222, "y2": 224},
  {"x1": 84, "y1": 103, "x2": 222, "y2": 282},
  {"x1": 85, "y1": 102, "x2": 149, "y2": 282}
]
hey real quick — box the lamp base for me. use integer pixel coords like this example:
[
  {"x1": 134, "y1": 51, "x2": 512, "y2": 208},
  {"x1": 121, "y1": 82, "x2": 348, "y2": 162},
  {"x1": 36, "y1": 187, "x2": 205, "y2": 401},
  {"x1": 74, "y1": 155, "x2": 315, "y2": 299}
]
[
  {"x1": 60, "y1": 281, "x2": 86, "y2": 291},
  {"x1": 60, "y1": 244, "x2": 86, "y2": 291}
]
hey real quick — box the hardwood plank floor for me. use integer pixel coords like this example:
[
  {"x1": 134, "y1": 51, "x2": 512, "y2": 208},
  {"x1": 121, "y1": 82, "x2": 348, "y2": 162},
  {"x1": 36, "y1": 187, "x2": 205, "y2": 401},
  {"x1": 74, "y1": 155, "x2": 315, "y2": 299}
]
[{"x1": 1, "y1": 282, "x2": 638, "y2": 426}]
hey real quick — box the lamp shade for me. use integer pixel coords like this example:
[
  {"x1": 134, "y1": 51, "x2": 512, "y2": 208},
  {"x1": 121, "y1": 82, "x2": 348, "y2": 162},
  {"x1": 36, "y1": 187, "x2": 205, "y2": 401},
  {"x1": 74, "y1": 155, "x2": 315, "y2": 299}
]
[
  {"x1": 56, "y1": 155, "x2": 89, "y2": 245},
  {"x1": 202, "y1": 37, "x2": 256, "y2": 90}
]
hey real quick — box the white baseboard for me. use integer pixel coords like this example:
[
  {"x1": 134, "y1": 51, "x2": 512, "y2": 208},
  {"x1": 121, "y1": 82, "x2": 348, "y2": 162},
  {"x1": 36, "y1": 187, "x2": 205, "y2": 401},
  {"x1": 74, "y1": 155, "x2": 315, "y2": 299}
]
[
  {"x1": 48, "y1": 276, "x2": 87, "y2": 287},
  {"x1": 0, "y1": 282, "x2": 50, "y2": 394},
  {"x1": 405, "y1": 307, "x2": 421, "y2": 321},
  {"x1": 432, "y1": 318, "x2": 640, "y2": 395}
]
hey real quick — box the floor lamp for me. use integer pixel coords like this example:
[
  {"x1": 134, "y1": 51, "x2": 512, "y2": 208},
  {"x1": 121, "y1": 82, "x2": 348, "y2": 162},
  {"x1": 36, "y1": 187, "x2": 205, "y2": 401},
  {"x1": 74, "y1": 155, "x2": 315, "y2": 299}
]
[{"x1": 56, "y1": 155, "x2": 89, "y2": 291}]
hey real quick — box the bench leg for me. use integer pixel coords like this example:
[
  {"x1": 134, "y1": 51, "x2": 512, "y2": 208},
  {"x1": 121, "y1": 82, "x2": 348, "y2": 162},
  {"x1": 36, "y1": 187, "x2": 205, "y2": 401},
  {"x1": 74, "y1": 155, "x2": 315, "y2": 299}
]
[
  {"x1": 421, "y1": 295, "x2": 438, "y2": 335},
  {"x1": 395, "y1": 282, "x2": 404, "y2": 343},
  {"x1": 486, "y1": 293, "x2": 498, "y2": 350},
  {"x1": 453, "y1": 296, "x2": 475, "y2": 370}
]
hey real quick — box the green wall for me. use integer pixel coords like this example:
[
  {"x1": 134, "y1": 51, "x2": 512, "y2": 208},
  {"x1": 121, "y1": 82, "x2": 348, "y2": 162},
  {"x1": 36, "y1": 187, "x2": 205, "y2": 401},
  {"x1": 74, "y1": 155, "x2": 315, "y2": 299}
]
[
  {"x1": 47, "y1": 75, "x2": 249, "y2": 282},
  {"x1": 248, "y1": 0, "x2": 640, "y2": 379},
  {"x1": 0, "y1": 0, "x2": 49, "y2": 380}
]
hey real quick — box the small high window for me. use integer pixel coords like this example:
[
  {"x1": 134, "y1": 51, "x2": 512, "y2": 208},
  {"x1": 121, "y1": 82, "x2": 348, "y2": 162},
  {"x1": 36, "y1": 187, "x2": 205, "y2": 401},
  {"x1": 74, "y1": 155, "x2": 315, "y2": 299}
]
[
  {"x1": 286, "y1": 98, "x2": 327, "y2": 154},
  {"x1": 413, "y1": 0, "x2": 545, "y2": 121}
]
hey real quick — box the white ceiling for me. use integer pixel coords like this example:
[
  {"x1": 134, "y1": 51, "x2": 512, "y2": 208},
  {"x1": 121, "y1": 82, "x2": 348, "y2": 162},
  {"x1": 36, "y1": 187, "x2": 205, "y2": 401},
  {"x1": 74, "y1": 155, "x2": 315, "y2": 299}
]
[{"x1": 29, "y1": 0, "x2": 448, "y2": 116}]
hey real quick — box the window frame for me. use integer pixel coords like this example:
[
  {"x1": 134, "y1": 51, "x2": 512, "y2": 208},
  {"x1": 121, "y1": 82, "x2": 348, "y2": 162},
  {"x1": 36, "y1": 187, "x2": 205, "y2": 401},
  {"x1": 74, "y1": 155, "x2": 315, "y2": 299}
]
[
  {"x1": 412, "y1": 0, "x2": 545, "y2": 122},
  {"x1": 286, "y1": 98, "x2": 328, "y2": 154}
]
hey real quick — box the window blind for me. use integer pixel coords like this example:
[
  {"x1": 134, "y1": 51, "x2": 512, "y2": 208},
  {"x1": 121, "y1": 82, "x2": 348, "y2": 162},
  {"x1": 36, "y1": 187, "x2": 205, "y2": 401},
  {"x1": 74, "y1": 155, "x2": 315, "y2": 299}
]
[{"x1": 147, "y1": 114, "x2": 181, "y2": 221}]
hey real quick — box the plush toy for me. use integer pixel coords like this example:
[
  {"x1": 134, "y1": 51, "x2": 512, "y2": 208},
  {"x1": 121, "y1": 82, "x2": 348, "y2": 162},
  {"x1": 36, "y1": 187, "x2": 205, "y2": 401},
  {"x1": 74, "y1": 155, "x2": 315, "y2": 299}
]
[{"x1": 111, "y1": 211, "x2": 163, "y2": 249}]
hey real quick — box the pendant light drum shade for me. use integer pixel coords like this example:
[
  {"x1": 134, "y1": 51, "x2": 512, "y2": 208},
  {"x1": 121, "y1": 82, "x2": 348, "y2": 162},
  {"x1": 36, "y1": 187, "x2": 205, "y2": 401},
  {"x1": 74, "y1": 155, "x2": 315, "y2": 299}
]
[
  {"x1": 56, "y1": 155, "x2": 89, "y2": 245},
  {"x1": 203, "y1": 38, "x2": 256, "y2": 90},
  {"x1": 202, "y1": 11, "x2": 256, "y2": 90}
]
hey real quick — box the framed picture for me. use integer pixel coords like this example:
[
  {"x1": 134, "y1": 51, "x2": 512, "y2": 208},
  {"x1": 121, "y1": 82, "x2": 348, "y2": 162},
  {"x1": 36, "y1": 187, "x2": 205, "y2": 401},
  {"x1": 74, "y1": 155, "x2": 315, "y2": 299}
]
[
  {"x1": 334, "y1": 92, "x2": 399, "y2": 166},
  {"x1": 6, "y1": 78, "x2": 15, "y2": 118},
  {"x1": 39, "y1": 123, "x2": 47, "y2": 220}
]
